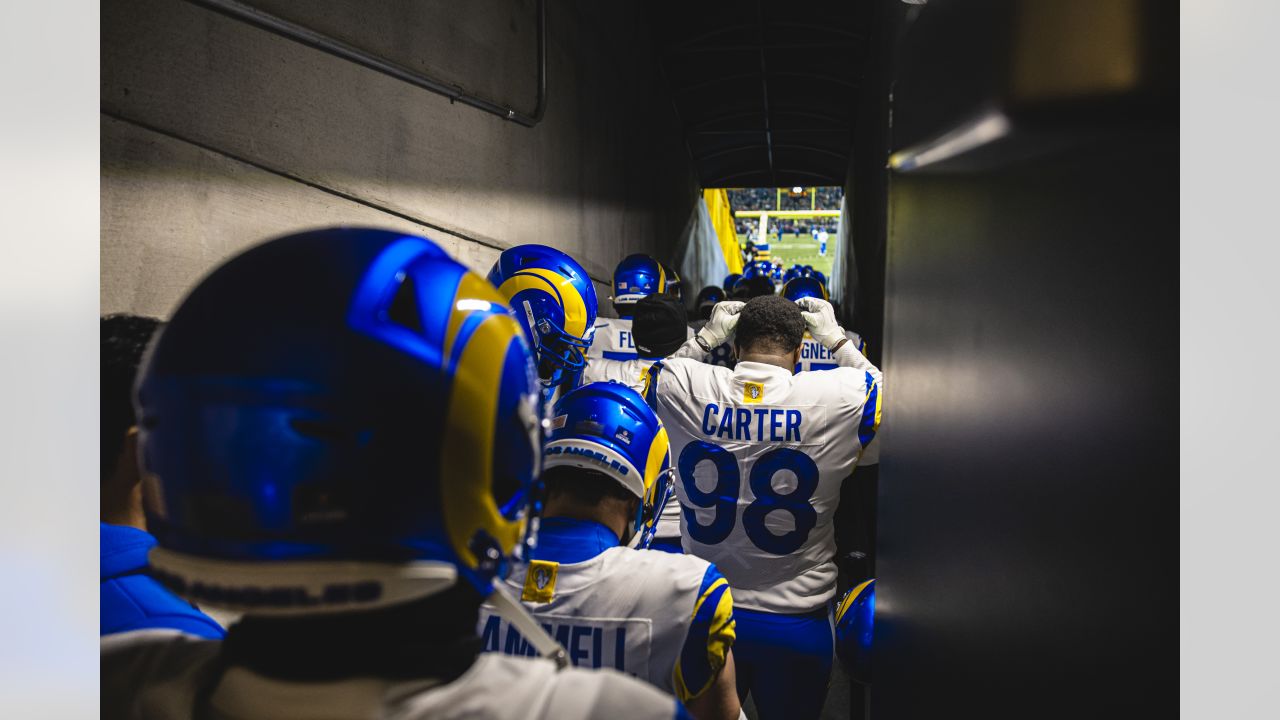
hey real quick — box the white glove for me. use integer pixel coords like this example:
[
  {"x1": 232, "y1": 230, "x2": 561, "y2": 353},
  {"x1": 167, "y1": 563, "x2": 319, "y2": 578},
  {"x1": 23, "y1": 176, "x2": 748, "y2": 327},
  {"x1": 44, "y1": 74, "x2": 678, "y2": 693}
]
[
  {"x1": 796, "y1": 297, "x2": 845, "y2": 350},
  {"x1": 697, "y1": 300, "x2": 745, "y2": 349}
]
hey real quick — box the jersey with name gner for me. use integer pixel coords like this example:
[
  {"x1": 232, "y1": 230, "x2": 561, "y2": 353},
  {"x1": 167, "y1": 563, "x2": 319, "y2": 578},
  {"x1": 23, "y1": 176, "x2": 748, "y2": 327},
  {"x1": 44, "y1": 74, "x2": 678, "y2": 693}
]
[
  {"x1": 477, "y1": 532, "x2": 734, "y2": 704},
  {"x1": 645, "y1": 342, "x2": 882, "y2": 613},
  {"x1": 794, "y1": 330, "x2": 867, "y2": 373}
]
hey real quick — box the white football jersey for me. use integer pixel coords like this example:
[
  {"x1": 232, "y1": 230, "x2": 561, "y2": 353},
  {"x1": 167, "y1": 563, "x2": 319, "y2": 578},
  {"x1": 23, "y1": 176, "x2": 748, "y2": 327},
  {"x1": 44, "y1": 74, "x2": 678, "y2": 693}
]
[
  {"x1": 795, "y1": 330, "x2": 866, "y2": 372},
  {"x1": 101, "y1": 629, "x2": 680, "y2": 720},
  {"x1": 645, "y1": 345, "x2": 882, "y2": 613},
  {"x1": 478, "y1": 548, "x2": 734, "y2": 703},
  {"x1": 588, "y1": 317, "x2": 692, "y2": 361},
  {"x1": 582, "y1": 355, "x2": 657, "y2": 392}
]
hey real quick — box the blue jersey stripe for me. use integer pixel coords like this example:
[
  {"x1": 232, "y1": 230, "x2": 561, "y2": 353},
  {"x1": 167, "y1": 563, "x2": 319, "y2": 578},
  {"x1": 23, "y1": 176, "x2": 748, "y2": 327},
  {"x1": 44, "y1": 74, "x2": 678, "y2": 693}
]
[{"x1": 858, "y1": 371, "x2": 881, "y2": 449}]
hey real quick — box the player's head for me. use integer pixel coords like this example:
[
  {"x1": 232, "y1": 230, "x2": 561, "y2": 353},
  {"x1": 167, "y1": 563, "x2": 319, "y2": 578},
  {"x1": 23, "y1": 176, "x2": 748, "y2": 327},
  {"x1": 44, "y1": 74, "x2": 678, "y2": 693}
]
[
  {"x1": 662, "y1": 264, "x2": 683, "y2": 302},
  {"x1": 781, "y1": 276, "x2": 828, "y2": 303},
  {"x1": 835, "y1": 578, "x2": 876, "y2": 682},
  {"x1": 612, "y1": 253, "x2": 666, "y2": 314},
  {"x1": 487, "y1": 244, "x2": 597, "y2": 389},
  {"x1": 542, "y1": 383, "x2": 672, "y2": 549},
  {"x1": 102, "y1": 314, "x2": 161, "y2": 527},
  {"x1": 694, "y1": 285, "x2": 725, "y2": 321},
  {"x1": 138, "y1": 228, "x2": 544, "y2": 618},
  {"x1": 722, "y1": 273, "x2": 742, "y2": 294},
  {"x1": 632, "y1": 294, "x2": 688, "y2": 359},
  {"x1": 733, "y1": 264, "x2": 778, "y2": 300},
  {"x1": 734, "y1": 295, "x2": 806, "y2": 364}
]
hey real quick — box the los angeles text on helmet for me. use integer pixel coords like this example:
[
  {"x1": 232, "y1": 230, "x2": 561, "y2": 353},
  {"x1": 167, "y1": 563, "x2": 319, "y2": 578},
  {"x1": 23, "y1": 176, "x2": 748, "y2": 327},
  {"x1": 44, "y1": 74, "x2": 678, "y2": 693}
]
[
  {"x1": 153, "y1": 567, "x2": 382, "y2": 608},
  {"x1": 545, "y1": 445, "x2": 631, "y2": 476}
]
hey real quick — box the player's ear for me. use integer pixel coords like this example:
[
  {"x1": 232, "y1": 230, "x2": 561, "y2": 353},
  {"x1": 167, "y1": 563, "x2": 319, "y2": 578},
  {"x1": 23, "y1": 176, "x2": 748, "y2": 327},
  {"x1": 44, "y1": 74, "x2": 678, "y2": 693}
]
[
  {"x1": 732, "y1": 342, "x2": 741, "y2": 360},
  {"x1": 792, "y1": 345, "x2": 802, "y2": 366}
]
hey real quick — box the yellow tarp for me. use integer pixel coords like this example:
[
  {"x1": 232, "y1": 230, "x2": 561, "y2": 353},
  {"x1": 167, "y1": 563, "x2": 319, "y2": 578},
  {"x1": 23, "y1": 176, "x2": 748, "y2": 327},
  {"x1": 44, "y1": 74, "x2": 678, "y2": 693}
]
[{"x1": 703, "y1": 188, "x2": 743, "y2": 275}]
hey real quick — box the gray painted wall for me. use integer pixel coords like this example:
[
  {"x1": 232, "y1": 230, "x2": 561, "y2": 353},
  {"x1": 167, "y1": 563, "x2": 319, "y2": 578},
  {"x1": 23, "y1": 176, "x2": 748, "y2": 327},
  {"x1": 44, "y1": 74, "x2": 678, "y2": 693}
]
[{"x1": 102, "y1": 0, "x2": 697, "y2": 318}]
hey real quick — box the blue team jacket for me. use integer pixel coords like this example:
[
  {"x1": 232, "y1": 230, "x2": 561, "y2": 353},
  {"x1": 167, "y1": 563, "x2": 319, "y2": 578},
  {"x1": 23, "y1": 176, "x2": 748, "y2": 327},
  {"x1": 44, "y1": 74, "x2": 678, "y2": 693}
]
[{"x1": 100, "y1": 522, "x2": 225, "y2": 638}]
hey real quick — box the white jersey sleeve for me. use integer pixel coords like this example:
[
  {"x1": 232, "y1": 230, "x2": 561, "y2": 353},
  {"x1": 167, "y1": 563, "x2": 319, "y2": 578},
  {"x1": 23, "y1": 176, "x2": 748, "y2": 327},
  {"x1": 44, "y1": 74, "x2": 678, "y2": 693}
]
[
  {"x1": 101, "y1": 630, "x2": 682, "y2": 720},
  {"x1": 478, "y1": 549, "x2": 735, "y2": 704},
  {"x1": 582, "y1": 356, "x2": 657, "y2": 392},
  {"x1": 646, "y1": 353, "x2": 882, "y2": 613}
]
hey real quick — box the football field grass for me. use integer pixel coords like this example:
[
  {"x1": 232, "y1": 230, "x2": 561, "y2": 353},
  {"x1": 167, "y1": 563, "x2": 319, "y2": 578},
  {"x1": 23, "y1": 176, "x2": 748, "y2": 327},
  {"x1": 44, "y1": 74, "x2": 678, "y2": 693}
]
[{"x1": 736, "y1": 233, "x2": 835, "y2": 278}]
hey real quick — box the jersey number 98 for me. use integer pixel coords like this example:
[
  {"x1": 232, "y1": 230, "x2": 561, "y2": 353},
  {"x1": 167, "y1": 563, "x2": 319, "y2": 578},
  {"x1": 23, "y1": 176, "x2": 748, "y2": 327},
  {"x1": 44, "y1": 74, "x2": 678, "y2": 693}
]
[{"x1": 677, "y1": 441, "x2": 819, "y2": 554}]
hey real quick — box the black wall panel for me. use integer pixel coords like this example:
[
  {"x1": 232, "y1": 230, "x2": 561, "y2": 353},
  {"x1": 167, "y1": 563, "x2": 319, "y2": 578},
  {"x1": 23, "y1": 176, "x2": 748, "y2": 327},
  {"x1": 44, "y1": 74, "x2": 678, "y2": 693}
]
[{"x1": 872, "y1": 130, "x2": 1178, "y2": 716}]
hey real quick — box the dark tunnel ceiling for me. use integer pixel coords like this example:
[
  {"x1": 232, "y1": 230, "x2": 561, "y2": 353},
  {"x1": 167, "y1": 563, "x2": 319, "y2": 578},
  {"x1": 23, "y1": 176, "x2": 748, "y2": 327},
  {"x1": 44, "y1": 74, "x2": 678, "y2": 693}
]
[{"x1": 649, "y1": 0, "x2": 865, "y2": 189}]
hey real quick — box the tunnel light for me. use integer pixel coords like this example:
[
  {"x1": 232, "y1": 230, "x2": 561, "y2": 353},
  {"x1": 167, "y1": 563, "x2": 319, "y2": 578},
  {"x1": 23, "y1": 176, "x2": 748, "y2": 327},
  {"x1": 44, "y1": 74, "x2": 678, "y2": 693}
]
[
  {"x1": 887, "y1": 110, "x2": 1011, "y2": 171},
  {"x1": 792, "y1": 186, "x2": 804, "y2": 193}
]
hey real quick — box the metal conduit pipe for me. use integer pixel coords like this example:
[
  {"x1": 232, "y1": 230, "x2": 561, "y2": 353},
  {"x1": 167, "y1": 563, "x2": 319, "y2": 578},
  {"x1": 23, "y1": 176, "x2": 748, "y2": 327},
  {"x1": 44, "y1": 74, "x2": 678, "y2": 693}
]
[{"x1": 183, "y1": 0, "x2": 548, "y2": 127}]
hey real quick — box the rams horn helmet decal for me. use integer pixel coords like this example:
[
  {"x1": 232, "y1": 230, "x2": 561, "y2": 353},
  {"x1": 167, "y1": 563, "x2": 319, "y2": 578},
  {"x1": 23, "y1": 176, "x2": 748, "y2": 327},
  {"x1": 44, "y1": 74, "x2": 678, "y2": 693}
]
[{"x1": 486, "y1": 244, "x2": 598, "y2": 391}]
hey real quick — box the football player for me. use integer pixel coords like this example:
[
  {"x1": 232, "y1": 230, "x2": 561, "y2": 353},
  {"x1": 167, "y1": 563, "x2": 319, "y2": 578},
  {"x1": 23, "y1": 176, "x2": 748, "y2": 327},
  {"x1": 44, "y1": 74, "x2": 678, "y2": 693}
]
[
  {"x1": 730, "y1": 263, "x2": 776, "y2": 301},
  {"x1": 100, "y1": 314, "x2": 225, "y2": 639},
  {"x1": 478, "y1": 382, "x2": 740, "y2": 720},
  {"x1": 487, "y1": 244, "x2": 598, "y2": 404},
  {"x1": 588, "y1": 254, "x2": 691, "y2": 361},
  {"x1": 721, "y1": 273, "x2": 742, "y2": 296},
  {"x1": 780, "y1": 276, "x2": 867, "y2": 372},
  {"x1": 583, "y1": 294, "x2": 689, "y2": 393},
  {"x1": 101, "y1": 228, "x2": 686, "y2": 720},
  {"x1": 641, "y1": 295, "x2": 882, "y2": 720}
]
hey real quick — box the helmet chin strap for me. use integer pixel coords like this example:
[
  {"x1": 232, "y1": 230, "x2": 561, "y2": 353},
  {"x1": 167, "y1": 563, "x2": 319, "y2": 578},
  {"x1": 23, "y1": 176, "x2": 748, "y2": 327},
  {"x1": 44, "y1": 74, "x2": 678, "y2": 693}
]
[{"x1": 485, "y1": 582, "x2": 568, "y2": 669}]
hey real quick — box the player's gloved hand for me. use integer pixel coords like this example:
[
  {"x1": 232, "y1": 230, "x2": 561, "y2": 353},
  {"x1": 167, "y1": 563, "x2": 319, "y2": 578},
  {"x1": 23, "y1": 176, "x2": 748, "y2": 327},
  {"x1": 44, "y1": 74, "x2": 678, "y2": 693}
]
[
  {"x1": 696, "y1": 300, "x2": 745, "y2": 350},
  {"x1": 796, "y1": 297, "x2": 845, "y2": 350}
]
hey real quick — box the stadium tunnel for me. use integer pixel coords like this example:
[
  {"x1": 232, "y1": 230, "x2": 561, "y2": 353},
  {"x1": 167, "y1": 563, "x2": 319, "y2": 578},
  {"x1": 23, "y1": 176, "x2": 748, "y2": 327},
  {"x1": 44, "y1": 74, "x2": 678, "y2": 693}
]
[{"x1": 101, "y1": 1, "x2": 1176, "y2": 718}]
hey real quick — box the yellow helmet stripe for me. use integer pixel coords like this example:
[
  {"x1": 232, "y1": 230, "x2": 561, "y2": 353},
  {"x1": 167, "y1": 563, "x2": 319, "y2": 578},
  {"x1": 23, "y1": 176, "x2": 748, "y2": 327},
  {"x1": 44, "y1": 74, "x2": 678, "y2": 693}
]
[
  {"x1": 656, "y1": 264, "x2": 667, "y2": 293},
  {"x1": 444, "y1": 273, "x2": 510, "y2": 365},
  {"x1": 837, "y1": 578, "x2": 874, "y2": 623},
  {"x1": 496, "y1": 268, "x2": 589, "y2": 340},
  {"x1": 439, "y1": 312, "x2": 527, "y2": 568},
  {"x1": 643, "y1": 424, "x2": 670, "y2": 502}
]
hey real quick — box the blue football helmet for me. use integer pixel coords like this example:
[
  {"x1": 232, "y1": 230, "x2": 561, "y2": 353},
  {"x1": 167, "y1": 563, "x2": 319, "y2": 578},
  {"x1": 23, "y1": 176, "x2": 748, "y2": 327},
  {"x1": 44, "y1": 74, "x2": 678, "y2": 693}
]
[
  {"x1": 814, "y1": 270, "x2": 828, "y2": 289},
  {"x1": 138, "y1": 228, "x2": 544, "y2": 615},
  {"x1": 801, "y1": 264, "x2": 816, "y2": 278},
  {"x1": 835, "y1": 578, "x2": 876, "y2": 681},
  {"x1": 722, "y1": 273, "x2": 742, "y2": 293},
  {"x1": 613, "y1": 254, "x2": 666, "y2": 306},
  {"x1": 544, "y1": 382, "x2": 673, "y2": 549},
  {"x1": 487, "y1": 244, "x2": 598, "y2": 391},
  {"x1": 694, "y1": 285, "x2": 725, "y2": 321},
  {"x1": 783, "y1": 267, "x2": 803, "y2": 284},
  {"x1": 782, "y1": 276, "x2": 829, "y2": 303}
]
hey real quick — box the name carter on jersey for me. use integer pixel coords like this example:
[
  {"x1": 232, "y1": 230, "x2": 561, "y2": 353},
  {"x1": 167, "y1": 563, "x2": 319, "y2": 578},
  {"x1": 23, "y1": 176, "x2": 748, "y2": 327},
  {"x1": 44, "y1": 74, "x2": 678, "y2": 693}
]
[{"x1": 701, "y1": 404, "x2": 804, "y2": 443}]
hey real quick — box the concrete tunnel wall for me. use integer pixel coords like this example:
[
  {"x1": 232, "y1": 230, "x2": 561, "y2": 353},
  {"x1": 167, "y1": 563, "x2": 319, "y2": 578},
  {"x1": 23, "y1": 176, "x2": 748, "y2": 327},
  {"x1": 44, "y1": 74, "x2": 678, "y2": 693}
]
[{"x1": 101, "y1": 0, "x2": 699, "y2": 319}]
